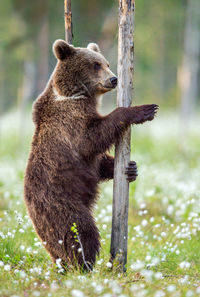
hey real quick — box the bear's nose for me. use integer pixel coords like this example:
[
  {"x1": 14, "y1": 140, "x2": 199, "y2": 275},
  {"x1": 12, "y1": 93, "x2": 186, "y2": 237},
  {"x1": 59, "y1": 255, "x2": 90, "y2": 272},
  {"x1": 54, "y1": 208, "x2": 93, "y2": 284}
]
[{"x1": 110, "y1": 77, "x2": 118, "y2": 87}]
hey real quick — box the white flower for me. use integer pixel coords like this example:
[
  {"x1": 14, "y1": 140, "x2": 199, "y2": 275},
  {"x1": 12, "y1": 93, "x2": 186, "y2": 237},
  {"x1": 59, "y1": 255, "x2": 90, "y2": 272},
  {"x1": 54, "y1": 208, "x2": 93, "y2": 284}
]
[
  {"x1": 167, "y1": 205, "x2": 174, "y2": 215},
  {"x1": 102, "y1": 224, "x2": 107, "y2": 230},
  {"x1": 178, "y1": 277, "x2": 188, "y2": 285},
  {"x1": 154, "y1": 224, "x2": 161, "y2": 228},
  {"x1": 58, "y1": 240, "x2": 63, "y2": 244},
  {"x1": 131, "y1": 261, "x2": 144, "y2": 271},
  {"x1": 167, "y1": 285, "x2": 176, "y2": 292},
  {"x1": 141, "y1": 269, "x2": 154, "y2": 281},
  {"x1": 19, "y1": 271, "x2": 26, "y2": 278},
  {"x1": 97, "y1": 259, "x2": 103, "y2": 265},
  {"x1": 134, "y1": 225, "x2": 141, "y2": 232},
  {"x1": 4, "y1": 264, "x2": 11, "y2": 271},
  {"x1": 20, "y1": 245, "x2": 25, "y2": 251},
  {"x1": 145, "y1": 255, "x2": 151, "y2": 261},
  {"x1": 161, "y1": 232, "x2": 166, "y2": 237},
  {"x1": 94, "y1": 285, "x2": 103, "y2": 294},
  {"x1": 152, "y1": 257, "x2": 160, "y2": 265},
  {"x1": 78, "y1": 248, "x2": 82, "y2": 253},
  {"x1": 150, "y1": 217, "x2": 155, "y2": 223},
  {"x1": 71, "y1": 289, "x2": 85, "y2": 297},
  {"x1": 180, "y1": 261, "x2": 191, "y2": 269},
  {"x1": 155, "y1": 272, "x2": 163, "y2": 279},
  {"x1": 106, "y1": 262, "x2": 112, "y2": 268},
  {"x1": 140, "y1": 203, "x2": 146, "y2": 209},
  {"x1": 56, "y1": 258, "x2": 62, "y2": 269},
  {"x1": 26, "y1": 247, "x2": 32, "y2": 253},
  {"x1": 141, "y1": 219, "x2": 148, "y2": 227}
]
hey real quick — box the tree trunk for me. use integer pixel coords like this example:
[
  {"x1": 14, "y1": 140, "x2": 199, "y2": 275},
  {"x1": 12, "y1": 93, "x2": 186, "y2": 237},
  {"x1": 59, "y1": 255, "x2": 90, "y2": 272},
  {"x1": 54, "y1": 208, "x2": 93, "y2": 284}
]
[
  {"x1": 36, "y1": 14, "x2": 49, "y2": 95},
  {"x1": 110, "y1": 0, "x2": 135, "y2": 272},
  {"x1": 64, "y1": 0, "x2": 73, "y2": 44},
  {"x1": 179, "y1": 0, "x2": 200, "y2": 131},
  {"x1": 18, "y1": 60, "x2": 36, "y2": 141}
]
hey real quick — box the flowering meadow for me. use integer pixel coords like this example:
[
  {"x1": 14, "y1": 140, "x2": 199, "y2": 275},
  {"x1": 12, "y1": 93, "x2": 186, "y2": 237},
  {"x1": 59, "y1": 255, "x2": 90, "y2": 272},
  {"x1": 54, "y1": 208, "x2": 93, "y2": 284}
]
[{"x1": 0, "y1": 110, "x2": 200, "y2": 297}]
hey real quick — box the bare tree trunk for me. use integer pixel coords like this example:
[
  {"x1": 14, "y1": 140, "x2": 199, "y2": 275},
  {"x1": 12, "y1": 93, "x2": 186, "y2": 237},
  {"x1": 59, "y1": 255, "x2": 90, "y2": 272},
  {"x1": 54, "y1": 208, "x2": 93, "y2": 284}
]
[
  {"x1": 64, "y1": 0, "x2": 73, "y2": 44},
  {"x1": 0, "y1": 52, "x2": 4, "y2": 115},
  {"x1": 0, "y1": 52, "x2": 4, "y2": 142},
  {"x1": 36, "y1": 14, "x2": 49, "y2": 95},
  {"x1": 110, "y1": 0, "x2": 135, "y2": 272},
  {"x1": 19, "y1": 60, "x2": 36, "y2": 105},
  {"x1": 179, "y1": 0, "x2": 200, "y2": 132},
  {"x1": 18, "y1": 60, "x2": 36, "y2": 141}
]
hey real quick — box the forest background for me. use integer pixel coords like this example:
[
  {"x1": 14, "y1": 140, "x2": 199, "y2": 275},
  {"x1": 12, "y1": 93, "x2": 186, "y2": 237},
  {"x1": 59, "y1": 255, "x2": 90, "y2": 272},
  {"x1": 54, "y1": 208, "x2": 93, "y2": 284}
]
[{"x1": 0, "y1": 1, "x2": 200, "y2": 296}]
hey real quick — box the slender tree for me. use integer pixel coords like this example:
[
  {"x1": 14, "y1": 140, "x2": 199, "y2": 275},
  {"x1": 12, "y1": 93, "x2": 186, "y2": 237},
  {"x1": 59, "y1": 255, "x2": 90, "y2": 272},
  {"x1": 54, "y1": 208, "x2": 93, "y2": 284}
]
[
  {"x1": 111, "y1": 0, "x2": 135, "y2": 272},
  {"x1": 64, "y1": 0, "x2": 73, "y2": 44},
  {"x1": 179, "y1": 0, "x2": 200, "y2": 136}
]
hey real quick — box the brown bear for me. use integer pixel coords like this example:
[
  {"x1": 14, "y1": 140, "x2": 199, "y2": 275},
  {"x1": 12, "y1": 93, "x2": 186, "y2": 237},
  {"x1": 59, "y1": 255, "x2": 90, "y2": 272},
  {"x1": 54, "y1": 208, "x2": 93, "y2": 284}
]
[{"x1": 24, "y1": 39, "x2": 158, "y2": 271}]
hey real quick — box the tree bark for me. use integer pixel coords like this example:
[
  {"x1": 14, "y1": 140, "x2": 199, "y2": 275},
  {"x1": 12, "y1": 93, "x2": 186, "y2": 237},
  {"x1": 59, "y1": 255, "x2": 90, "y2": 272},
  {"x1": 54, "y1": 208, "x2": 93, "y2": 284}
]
[
  {"x1": 64, "y1": 0, "x2": 73, "y2": 44},
  {"x1": 110, "y1": 0, "x2": 135, "y2": 272}
]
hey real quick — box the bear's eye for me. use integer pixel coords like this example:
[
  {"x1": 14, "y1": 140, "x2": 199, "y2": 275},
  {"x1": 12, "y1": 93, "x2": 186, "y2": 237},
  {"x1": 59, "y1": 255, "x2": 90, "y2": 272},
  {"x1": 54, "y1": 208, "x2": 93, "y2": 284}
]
[{"x1": 94, "y1": 62, "x2": 101, "y2": 70}]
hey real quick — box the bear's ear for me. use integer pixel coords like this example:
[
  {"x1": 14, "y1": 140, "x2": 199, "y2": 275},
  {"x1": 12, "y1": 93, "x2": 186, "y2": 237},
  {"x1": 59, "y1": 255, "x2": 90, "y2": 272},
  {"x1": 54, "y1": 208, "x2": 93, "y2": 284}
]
[
  {"x1": 87, "y1": 43, "x2": 101, "y2": 53},
  {"x1": 53, "y1": 39, "x2": 75, "y2": 60}
]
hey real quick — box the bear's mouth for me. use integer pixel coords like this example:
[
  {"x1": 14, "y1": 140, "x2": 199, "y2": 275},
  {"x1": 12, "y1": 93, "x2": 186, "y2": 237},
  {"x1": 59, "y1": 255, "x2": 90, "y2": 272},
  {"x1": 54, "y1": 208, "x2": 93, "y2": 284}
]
[
  {"x1": 104, "y1": 85, "x2": 115, "y2": 90},
  {"x1": 99, "y1": 85, "x2": 115, "y2": 94},
  {"x1": 101, "y1": 83, "x2": 117, "y2": 90}
]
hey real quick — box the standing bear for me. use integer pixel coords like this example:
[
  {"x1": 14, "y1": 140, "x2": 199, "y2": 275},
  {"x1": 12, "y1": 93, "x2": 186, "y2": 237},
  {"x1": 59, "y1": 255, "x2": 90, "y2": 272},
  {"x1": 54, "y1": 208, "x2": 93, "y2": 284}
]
[{"x1": 24, "y1": 39, "x2": 158, "y2": 270}]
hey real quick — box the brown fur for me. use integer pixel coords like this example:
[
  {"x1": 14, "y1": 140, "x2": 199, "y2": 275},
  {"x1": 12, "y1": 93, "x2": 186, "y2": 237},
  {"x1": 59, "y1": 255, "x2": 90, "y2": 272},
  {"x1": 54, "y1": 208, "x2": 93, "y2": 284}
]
[{"x1": 24, "y1": 39, "x2": 158, "y2": 270}]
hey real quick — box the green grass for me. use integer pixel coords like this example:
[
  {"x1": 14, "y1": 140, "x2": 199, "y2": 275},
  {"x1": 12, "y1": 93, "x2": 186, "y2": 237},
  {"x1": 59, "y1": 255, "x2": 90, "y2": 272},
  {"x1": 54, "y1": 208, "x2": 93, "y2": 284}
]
[{"x1": 0, "y1": 110, "x2": 200, "y2": 297}]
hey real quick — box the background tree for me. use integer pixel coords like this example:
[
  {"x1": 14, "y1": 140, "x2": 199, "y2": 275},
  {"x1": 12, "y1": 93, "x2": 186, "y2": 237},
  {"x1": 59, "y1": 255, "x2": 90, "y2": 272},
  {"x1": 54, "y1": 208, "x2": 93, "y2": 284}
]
[{"x1": 178, "y1": 0, "x2": 200, "y2": 135}]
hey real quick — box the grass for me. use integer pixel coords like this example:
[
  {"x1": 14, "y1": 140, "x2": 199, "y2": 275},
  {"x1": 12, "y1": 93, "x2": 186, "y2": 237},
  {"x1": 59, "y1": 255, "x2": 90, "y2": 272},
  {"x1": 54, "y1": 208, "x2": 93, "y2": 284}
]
[{"x1": 0, "y1": 109, "x2": 200, "y2": 297}]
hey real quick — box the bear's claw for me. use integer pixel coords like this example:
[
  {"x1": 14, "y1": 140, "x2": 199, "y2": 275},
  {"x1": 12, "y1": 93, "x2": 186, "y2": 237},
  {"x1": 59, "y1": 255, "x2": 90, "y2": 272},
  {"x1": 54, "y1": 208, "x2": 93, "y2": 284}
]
[
  {"x1": 144, "y1": 104, "x2": 159, "y2": 121},
  {"x1": 125, "y1": 161, "x2": 138, "y2": 182},
  {"x1": 134, "y1": 104, "x2": 159, "y2": 124}
]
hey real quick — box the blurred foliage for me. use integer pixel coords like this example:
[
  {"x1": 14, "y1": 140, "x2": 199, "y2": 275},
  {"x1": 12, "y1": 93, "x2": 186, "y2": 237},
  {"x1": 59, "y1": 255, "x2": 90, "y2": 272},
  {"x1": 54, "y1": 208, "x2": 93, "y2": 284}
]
[{"x1": 0, "y1": 0, "x2": 199, "y2": 113}]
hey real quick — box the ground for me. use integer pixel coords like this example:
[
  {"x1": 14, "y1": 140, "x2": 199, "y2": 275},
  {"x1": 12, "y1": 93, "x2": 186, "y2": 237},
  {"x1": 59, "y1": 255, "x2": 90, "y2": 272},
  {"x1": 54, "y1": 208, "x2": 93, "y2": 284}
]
[{"x1": 0, "y1": 110, "x2": 200, "y2": 297}]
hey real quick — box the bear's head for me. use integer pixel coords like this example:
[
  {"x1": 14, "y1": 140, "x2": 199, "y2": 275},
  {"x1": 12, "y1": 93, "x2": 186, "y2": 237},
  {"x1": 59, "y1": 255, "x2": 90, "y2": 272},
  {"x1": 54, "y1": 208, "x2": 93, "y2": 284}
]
[{"x1": 52, "y1": 39, "x2": 117, "y2": 99}]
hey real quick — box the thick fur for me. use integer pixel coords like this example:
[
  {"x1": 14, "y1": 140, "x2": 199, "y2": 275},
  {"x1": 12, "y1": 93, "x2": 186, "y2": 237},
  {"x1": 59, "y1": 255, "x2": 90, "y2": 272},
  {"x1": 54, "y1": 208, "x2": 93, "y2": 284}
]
[{"x1": 24, "y1": 39, "x2": 158, "y2": 270}]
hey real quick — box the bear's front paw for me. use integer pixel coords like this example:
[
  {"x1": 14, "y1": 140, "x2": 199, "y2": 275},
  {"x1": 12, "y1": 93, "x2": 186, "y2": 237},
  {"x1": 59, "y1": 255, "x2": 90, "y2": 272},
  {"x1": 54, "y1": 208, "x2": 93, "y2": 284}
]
[
  {"x1": 133, "y1": 104, "x2": 159, "y2": 124},
  {"x1": 125, "y1": 161, "x2": 138, "y2": 182}
]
